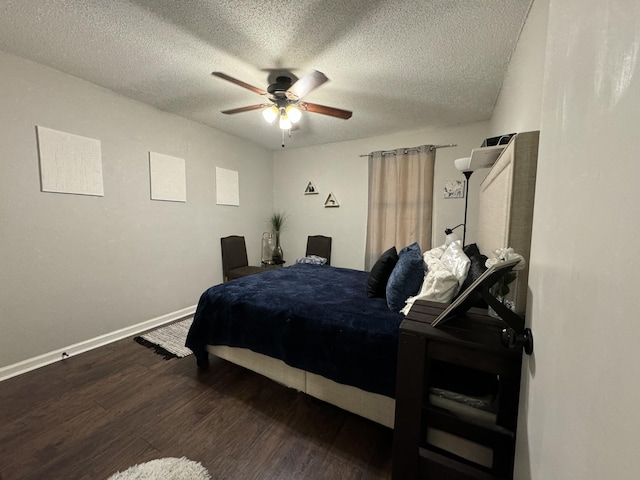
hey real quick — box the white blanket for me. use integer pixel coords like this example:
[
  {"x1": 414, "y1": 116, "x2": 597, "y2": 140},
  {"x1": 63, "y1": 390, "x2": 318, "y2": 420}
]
[{"x1": 401, "y1": 240, "x2": 470, "y2": 315}]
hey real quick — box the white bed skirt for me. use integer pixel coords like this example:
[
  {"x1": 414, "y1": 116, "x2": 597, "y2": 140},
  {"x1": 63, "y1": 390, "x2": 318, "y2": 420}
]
[
  {"x1": 207, "y1": 345, "x2": 494, "y2": 467},
  {"x1": 208, "y1": 344, "x2": 396, "y2": 427}
]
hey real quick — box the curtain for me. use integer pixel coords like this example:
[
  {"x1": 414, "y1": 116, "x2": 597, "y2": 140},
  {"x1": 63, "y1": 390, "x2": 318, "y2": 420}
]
[{"x1": 365, "y1": 145, "x2": 435, "y2": 270}]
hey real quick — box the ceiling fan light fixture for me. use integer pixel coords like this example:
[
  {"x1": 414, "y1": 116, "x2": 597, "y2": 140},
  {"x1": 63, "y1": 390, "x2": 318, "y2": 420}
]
[
  {"x1": 262, "y1": 105, "x2": 279, "y2": 123},
  {"x1": 212, "y1": 70, "x2": 353, "y2": 144},
  {"x1": 286, "y1": 105, "x2": 302, "y2": 124},
  {"x1": 279, "y1": 113, "x2": 292, "y2": 130}
]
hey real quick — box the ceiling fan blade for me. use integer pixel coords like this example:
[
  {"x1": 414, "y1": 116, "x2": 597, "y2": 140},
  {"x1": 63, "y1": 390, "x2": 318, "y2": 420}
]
[
  {"x1": 299, "y1": 102, "x2": 352, "y2": 120},
  {"x1": 287, "y1": 70, "x2": 329, "y2": 99},
  {"x1": 211, "y1": 72, "x2": 267, "y2": 96},
  {"x1": 221, "y1": 104, "x2": 269, "y2": 115}
]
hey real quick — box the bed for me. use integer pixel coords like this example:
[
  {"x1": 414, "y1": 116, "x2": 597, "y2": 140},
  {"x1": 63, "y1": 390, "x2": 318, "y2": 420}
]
[
  {"x1": 186, "y1": 131, "x2": 539, "y2": 447},
  {"x1": 186, "y1": 263, "x2": 402, "y2": 427}
]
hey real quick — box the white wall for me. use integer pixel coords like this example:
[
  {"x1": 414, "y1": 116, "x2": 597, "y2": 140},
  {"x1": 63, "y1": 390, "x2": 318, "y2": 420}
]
[
  {"x1": 490, "y1": 0, "x2": 547, "y2": 137},
  {"x1": 483, "y1": 0, "x2": 546, "y2": 475},
  {"x1": 491, "y1": 0, "x2": 640, "y2": 478},
  {"x1": 0, "y1": 51, "x2": 272, "y2": 371},
  {"x1": 272, "y1": 122, "x2": 491, "y2": 270},
  {"x1": 521, "y1": 0, "x2": 640, "y2": 478}
]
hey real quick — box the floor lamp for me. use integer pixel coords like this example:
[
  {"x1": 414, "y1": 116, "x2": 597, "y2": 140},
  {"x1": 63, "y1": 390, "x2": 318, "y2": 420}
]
[
  {"x1": 448, "y1": 156, "x2": 489, "y2": 246},
  {"x1": 460, "y1": 170, "x2": 473, "y2": 245},
  {"x1": 447, "y1": 144, "x2": 507, "y2": 246},
  {"x1": 445, "y1": 160, "x2": 475, "y2": 246}
]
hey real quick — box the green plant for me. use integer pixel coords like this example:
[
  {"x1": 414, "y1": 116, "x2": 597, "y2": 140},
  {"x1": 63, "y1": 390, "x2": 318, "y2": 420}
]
[{"x1": 269, "y1": 211, "x2": 287, "y2": 232}]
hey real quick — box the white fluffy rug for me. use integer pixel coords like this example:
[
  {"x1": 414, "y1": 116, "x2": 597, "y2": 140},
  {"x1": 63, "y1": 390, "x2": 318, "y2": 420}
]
[{"x1": 107, "y1": 457, "x2": 211, "y2": 480}]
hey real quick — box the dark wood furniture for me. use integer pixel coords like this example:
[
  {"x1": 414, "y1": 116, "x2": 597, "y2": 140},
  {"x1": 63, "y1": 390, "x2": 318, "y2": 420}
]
[
  {"x1": 305, "y1": 235, "x2": 332, "y2": 265},
  {"x1": 392, "y1": 300, "x2": 523, "y2": 480},
  {"x1": 220, "y1": 235, "x2": 264, "y2": 282}
]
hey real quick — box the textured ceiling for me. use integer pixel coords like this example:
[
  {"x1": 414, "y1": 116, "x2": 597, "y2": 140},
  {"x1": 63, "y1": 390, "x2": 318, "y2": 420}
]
[{"x1": 0, "y1": 0, "x2": 533, "y2": 150}]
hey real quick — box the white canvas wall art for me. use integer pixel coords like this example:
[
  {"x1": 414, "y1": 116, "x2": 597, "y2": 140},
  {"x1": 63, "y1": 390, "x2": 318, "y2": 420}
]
[
  {"x1": 37, "y1": 126, "x2": 103, "y2": 196},
  {"x1": 149, "y1": 152, "x2": 186, "y2": 202},
  {"x1": 216, "y1": 167, "x2": 240, "y2": 206}
]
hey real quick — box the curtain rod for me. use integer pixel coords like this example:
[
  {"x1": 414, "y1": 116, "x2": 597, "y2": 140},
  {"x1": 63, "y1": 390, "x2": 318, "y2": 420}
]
[{"x1": 358, "y1": 143, "x2": 457, "y2": 157}]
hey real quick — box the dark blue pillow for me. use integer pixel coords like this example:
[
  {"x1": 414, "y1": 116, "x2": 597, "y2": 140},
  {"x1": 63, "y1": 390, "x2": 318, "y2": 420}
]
[
  {"x1": 386, "y1": 242, "x2": 424, "y2": 312},
  {"x1": 367, "y1": 246, "x2": 399, "y2": 298}
]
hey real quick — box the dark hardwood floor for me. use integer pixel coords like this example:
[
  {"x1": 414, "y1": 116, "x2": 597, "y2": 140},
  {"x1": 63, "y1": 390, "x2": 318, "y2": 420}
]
[{"x1": 0, "y1": 334, "x2": 393, "y2": 480}]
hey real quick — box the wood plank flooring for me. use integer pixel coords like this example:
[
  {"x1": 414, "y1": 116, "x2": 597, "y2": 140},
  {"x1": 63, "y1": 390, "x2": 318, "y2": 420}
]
[{"x1": 0, "y1": 335, "x2": 393, "y2": 480}]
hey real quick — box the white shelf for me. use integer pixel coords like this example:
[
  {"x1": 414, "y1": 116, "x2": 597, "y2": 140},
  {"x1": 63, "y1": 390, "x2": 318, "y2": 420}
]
[
  {"x1": 304, "y1": 180, "x2": 318, "y2": 195},
  {"x1": 324, "y1": 192, "x2": 339, "y2": 207},
  {"x1": 455, "y1": 144, "x2": 507, "y2": 172}
]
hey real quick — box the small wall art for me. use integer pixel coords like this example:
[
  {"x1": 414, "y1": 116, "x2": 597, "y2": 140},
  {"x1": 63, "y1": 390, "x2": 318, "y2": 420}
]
[
  {"x1": 324, "y1": 192, "x2": 339, "y2": 207},
  {"x1": 304, "y1": 180, "x2": 318, "y2": 195},
  {"x1": 215, "y1": 167, "x2": 240, "y2": 206},
  {"x1": 37, "y1": 126, "x2": 104, "y2": 196},
  {"x1": 149, "y1": 152, "x2": 187, "y2": 202},
  {"x1": 444, "y1": 179, "x2": 465, "y2": 199}
]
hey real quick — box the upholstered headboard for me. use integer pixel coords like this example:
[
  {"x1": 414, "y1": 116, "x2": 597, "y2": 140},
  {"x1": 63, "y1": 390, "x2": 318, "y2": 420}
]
[{"x1": 477, "y1": 131, "x2": 539, "y2": 315}]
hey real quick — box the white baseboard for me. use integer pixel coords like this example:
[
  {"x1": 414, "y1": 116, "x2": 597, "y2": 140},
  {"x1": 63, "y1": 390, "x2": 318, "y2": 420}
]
[{"x1": 0, "y1": 305, "x2": 197, "y2": 382}]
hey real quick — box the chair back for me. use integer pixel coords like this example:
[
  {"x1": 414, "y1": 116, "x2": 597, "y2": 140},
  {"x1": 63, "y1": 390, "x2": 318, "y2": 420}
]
[
  {"x1": 306, "y1": 235, "x2": 332, "y2": 265},
  {"x1": 221, "y1": 236, "x2": 249, "y2": 281}
]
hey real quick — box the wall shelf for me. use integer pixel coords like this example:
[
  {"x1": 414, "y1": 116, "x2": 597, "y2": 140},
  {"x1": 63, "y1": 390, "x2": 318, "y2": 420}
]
[
  {"x1": 324, "y1": 192, "x2": 339, "y2": 207},
  {"x1": 304, "y1": 180, "x2": 318, "y2": 195}
]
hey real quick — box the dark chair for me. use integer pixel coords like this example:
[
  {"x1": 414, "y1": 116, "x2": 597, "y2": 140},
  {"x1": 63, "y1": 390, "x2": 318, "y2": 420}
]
[
  {"x1": 220, "y1": 235, "x2": 264, "y2": 282},
  {"x1": 305, "y1": 235, "x2": 332, "y2": 265}
]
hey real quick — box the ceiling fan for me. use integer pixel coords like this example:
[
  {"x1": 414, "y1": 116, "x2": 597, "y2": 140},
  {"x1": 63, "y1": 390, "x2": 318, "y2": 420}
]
[{"x1": 211, "y1": 70, "x2": 353, "y2": 131}]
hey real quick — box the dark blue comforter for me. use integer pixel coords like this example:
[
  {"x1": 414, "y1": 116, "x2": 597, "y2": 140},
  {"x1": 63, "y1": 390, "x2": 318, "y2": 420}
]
[{"x1": 186, "y1": 263, "x2": 404, "y2": 397}]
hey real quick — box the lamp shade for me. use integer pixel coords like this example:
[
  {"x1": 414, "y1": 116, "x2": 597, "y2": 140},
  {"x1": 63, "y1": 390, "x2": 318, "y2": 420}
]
[
  {"x1": 279, "y1": 114, "x2": 292, "y2": 130},
  {"x1": 454, "y1": 157, "x2": 472, "y2": 171},
  {"x1": 286, "y1": 105, "x2": 302, "y2": 123},
  {"x1": 262, "y1": 105, "x2": 278, "y2": 123}
]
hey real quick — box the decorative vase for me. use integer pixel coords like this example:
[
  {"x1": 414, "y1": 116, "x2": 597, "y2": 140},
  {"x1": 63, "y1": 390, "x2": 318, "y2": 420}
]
[
  {"x1": 272, "y1": 231, "x2": 283, "y2": 264},
  {"x1": 262, "y1": 232, "x2": 275, "y2": 264}
]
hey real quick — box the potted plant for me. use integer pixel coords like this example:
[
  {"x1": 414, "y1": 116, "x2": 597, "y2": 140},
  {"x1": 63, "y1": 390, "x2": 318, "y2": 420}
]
[{"x1": 269, "y1": 211, "x2": 287, "y2": 264}]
